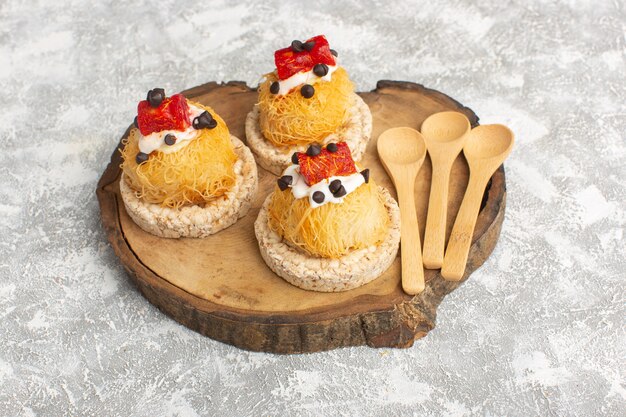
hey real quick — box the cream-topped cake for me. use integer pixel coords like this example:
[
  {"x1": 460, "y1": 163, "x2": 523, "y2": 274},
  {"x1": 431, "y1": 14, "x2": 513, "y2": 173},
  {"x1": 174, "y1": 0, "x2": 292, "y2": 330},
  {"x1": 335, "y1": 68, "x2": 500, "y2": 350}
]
[
  {"x1": 254, "y1": 142, "x2": 400, "y2": 292},
  {"x1": 245, "y1": 34, "x2": 372, "y2": 175},
  {"x1": 119, "y1": 88, "x2": 258, "y2": 238}
]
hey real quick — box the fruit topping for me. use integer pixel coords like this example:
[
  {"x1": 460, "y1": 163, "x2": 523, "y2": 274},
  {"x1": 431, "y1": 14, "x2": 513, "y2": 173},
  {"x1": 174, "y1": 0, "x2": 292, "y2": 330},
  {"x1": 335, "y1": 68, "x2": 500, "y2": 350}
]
[
  {"x1": 274, "y1": 35, "x2": 337, "y2": 80},
  {"x1": 137, "y1": 92, "x2": 190, "y2": 136},
  {"x1": 296, "y1": 142, "x2": 357, "y2": 186}
]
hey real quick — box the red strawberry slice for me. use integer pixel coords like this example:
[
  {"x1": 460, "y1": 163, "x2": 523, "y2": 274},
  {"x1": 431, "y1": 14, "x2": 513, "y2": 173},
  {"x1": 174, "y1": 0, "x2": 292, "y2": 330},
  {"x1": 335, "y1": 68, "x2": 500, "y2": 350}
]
[
  {"x1": 297, "y1": 142, "x2": 357, "y2": 186},
  {"x1": 137, "y1": 93, "x2": 190, "y2": 136},
  {"x1": 274, "y1": 35, "x2": 337, "y2": 80}
]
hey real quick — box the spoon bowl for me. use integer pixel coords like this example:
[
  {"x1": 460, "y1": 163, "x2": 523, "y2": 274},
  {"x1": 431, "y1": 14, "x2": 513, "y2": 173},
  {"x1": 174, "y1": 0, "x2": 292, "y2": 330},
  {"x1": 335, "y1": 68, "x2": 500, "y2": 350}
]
[
  {"x1": 421, "y1": 111, "x2": 471, "y2": 145},
  {"x1": 377, "y1": 127, "x2": 427, "y2": 295},
  {"x1": 378, "y1": 127, "x2": 427, "y2": 168},
  {"x1": 464, "y1": 124, "x2": 514, "y2": 161}
]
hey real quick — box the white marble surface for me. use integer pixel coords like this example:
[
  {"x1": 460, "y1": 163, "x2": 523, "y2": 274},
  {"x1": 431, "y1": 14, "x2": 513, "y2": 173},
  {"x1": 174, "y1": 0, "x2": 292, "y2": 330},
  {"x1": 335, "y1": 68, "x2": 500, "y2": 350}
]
[{"x1": 1, "y1": 0, "x2": 625, "y2": 415}]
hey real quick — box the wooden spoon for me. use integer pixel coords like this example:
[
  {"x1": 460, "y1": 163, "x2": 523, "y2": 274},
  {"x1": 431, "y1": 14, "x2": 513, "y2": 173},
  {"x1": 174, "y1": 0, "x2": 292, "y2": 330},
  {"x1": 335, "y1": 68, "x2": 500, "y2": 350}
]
[
  {"x1": 441, "y1": 124, "x2": 514, "y2": 281},
  {"x1": 420, "y1": 111, "x2": 471, "y2": 269},
  {"x1": 377, "y1": 127, "x2": 427, "y2": 295}
]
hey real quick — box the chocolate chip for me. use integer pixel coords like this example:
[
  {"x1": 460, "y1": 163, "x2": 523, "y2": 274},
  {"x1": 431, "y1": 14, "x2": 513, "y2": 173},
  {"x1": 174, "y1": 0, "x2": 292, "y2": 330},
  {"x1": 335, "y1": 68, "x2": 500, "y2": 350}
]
[
  {"x1": 360, "y1": 168, "x2": 370, "y2": 183},
  {"x1": 301, "y1": 84, "x2": 315, "y2": 98},
  {"x1": 313, "y1": 63, "x2": 329, "y2": 77},
  {"x1": 332, "y1": 185, "x2": 347, "y2": 198},
  {"x1": 135, "y1": 152, "x2": 149, "y2": 164},
  {"x1": 330, "y1": 49, "x2": 338, "y2": 57},
  {"x1": 193, "y1": 111, "x2": 216, "y2": 129},
  {"x1": 312, "y1": 191, "x2": 325, "y2": 204},
  {"x1": 164, "y1": 134, "x2": 176, "y2": 146},
  {"x1": 133, "y1": 116, "x2": 138, "y2": 127},
  {"x1": 147, "y1": 88, "x2": 165, "y2": 108},
  {"x1": 329, "y1": 179, "x2": 342, "y2": 194},
  {"x1": 270, "y1": 81, "x2": 280, "y2": 94},
  {"x1": 291, "y1": 40, "x2": 303, "y2": 52},
  {"x1": 277, "y1": 175, "x2": 293, "y2": 191},
  {"x1": 291, "y1": 152, "x2": 300, "y2": 164},
  {"x1": 326, "y1": 142, "x2": 338, "y2": 153},
  {"x1": 302, "y1": 41, "x2": 315, "y2": 51},
  {"x1": 306, "y1": 144, "x2": 321, "y2": 157}
]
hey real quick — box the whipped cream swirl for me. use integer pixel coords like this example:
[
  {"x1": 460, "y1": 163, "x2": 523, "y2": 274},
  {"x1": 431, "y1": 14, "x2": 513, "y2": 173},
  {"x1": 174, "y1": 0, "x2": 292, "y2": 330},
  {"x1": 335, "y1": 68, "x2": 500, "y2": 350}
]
[
  {"x1": 137, "y1": 104, "x2": 206, "y2": 155},
  {"x1": 281, "y1": 164, "x2": 365, "y2": 209},
  {"x1": 274, "y1": 64, "x2": 339, "y2": 96}
]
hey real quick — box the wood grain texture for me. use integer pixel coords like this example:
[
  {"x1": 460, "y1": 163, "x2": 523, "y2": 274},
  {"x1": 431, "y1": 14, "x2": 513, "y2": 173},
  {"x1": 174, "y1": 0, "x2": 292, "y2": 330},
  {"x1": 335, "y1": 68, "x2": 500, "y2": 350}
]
[
  {"x1": 421, "y1": 111, "x2": 471, "y2": 269},
  {"x1": 377, "y1": 127, "x2": 427, "y2": 294},
  {"x1": 441, "y1": 124, "x2": 514, "y2": 281},
  {"x1": 96, "y1": 80, "x2": 507, "y2": 354}
]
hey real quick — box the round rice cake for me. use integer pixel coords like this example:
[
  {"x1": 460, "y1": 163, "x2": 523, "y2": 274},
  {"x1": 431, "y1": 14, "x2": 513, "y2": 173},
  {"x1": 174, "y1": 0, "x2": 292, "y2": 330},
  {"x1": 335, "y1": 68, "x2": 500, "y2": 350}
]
[
  {"x1": 245, "y1": 93, "x2": 372, "y2": 176},
  {"x1": 254, "y1": 186, "x2": 400, "y2": 292},
  {"x1": 120, "y1": 135, "x2": 258, "y2": 238}
]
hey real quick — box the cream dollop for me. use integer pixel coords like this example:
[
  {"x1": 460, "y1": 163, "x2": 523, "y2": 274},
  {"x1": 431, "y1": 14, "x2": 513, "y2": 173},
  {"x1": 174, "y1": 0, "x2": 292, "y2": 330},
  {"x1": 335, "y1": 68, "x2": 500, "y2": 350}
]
[
  {"x1": 281, "y1": 164, "x2": 365, "y2": 209},
  {"x1": 274, "y1": 63, "x2": 339, "y2": 96},
  {"x1": 137, "y1": 104, "x2": 206, "y2": 155}
]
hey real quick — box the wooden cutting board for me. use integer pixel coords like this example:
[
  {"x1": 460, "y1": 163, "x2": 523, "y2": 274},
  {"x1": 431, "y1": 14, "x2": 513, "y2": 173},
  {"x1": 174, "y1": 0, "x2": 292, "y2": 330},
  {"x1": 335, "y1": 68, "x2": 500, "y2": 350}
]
[{"x1": 96, "y1": 80, "x2": 507, "y2": 354}]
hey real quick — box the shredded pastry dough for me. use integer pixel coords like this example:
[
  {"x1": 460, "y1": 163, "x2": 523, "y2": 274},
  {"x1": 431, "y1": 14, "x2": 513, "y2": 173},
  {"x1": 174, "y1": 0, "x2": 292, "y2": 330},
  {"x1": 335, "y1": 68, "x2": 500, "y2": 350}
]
[
  {"x1": 267, "y1": 180, "x2": 390, "y2": 258},
  {"x1": 120, "y1": 102, "x2": 237, "y2": 208},
  {"x1": 258, "y1": 67, "x2": 354, "y2": 147}
]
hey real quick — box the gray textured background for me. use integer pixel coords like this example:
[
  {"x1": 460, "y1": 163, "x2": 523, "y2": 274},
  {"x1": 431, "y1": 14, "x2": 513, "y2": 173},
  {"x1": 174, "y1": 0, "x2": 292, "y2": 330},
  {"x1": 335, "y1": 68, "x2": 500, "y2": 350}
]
[{"x1": 1, "y1": 0, "x2": 625, "y2": 416}]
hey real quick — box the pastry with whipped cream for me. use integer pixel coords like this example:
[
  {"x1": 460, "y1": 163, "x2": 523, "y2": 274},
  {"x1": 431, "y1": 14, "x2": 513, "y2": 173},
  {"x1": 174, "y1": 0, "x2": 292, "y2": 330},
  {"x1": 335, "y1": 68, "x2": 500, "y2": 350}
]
[
  {"x1": 119, "y1": 88, "x2": 258, "y2": 238},
  {"x1": 254, "y1": 142, "x2": 399, "y2": 292},
  {"x1": 246, "y1": 35, "x2": 372, "y2": 175}
]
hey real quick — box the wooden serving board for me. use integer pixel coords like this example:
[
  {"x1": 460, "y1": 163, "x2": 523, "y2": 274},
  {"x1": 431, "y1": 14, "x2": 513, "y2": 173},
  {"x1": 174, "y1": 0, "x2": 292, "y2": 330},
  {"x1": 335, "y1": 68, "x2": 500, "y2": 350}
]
[{"x1": 96, "y1": 80, "x2": 507, "y2": 354}]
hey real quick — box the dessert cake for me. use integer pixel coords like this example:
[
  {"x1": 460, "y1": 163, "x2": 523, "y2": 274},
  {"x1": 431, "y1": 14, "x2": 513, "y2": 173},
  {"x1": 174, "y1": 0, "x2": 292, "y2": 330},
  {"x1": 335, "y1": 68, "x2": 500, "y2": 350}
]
[
  {"x1": 255, "y1": 142, "x2": 399, "y2": 292},
  {"x1": 120, "y1": 88, "x2": 258, "y2": 238},
  {"x1": 246, "y1": 35, "x2": 372, "y2": 175}
]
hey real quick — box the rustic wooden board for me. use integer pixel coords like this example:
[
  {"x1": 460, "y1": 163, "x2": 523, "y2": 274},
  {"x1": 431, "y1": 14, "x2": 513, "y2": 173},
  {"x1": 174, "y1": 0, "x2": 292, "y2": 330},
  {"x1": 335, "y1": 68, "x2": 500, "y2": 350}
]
[{"x1": 96, "y1": 80, "x2": 507, "y2": 354}]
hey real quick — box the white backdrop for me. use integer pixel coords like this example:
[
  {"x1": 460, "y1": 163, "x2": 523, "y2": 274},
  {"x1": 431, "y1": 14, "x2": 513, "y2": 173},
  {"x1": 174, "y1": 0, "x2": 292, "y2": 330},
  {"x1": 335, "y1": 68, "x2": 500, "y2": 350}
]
[{"x1": 0, "y1": 0, "x2": 624, "y2": 415}]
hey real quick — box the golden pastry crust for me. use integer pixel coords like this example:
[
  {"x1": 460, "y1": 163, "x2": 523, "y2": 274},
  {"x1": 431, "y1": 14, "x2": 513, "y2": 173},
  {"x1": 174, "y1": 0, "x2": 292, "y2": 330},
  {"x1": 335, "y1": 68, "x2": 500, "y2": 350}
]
[
  {"x1": 245, "y1": 93, "x2": 372, "y2": 175},
  {"x1": 120, "y1": 136, "x2": 258, "y2": 238},
  {"x1": 254, "y1": 186, "x2": 400, "y2": 292},
  {"x1": 120, "y1": 102, "x2": 236, "y2": 208},
  {"x1": 257, "y1": 67, "x2": 354, "y2": 147},
  {"x1": 267, "y1": 180, "x2": 389, "y2": 258}
]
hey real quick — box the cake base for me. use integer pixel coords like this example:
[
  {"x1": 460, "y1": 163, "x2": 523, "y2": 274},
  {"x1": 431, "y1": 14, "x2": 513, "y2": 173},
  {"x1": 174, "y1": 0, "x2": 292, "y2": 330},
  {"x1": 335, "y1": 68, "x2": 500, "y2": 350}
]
[
  {"x1": 119, "y1": 136, "x2": 258, "y2": 238},
  {"x1": 255, "y1": 187, "x2": 400, "y2": 292},
  {"x1": 96, "y1": 80, "x2": 507, "y2": 354}
]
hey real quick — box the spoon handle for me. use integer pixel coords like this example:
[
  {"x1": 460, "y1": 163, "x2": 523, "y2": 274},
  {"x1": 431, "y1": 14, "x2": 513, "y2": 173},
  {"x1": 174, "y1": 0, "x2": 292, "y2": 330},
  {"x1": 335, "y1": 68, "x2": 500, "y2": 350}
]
[
  {"x1": 423, "y1": 162, "x2": 452, "y2": 269},
  {"x1": 396, "y1": 179, "x2": 425, "y2": 295},
  {"x1": 441, "y1": 173, "x2": 487, "y2": 281}
]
